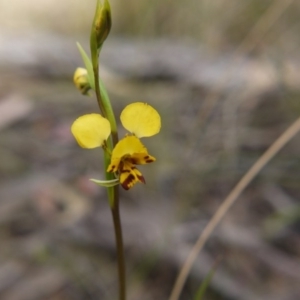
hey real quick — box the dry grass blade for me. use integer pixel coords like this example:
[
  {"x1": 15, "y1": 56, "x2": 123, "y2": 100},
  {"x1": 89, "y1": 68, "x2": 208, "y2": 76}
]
[{"x1": 169, "y1": 115, "x2": 300, "y2": 300}]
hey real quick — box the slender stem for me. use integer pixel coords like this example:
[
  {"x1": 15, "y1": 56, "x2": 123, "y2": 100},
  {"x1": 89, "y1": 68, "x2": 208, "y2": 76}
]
[
  {"x1": 99, "y1": 78, "x2": 118, "y2": 145},
  {"x1": 169, "y1": 116, "x2": 300, "y2": 300},
  {"x1": 99, "y1": 78, "x2": 126, "y2": 299},
  {"x1": 89, "y1": 1, "x2": 125, "y2": 298},
  {"x1": 91, "y1": 40, "x2": 125, "y2": 300},
  {"x1": 104, "y1": 150, "x2": 126, "y2": 300},
  {"x1": 111, "y1": 190, "x2": 126, "y2": 300},
  {"x1": 91, "y1": 51, "x2": 118, "y2": 146},
  {"x1": 92, "y1": 55, "x2": 105, "y2": 116}
]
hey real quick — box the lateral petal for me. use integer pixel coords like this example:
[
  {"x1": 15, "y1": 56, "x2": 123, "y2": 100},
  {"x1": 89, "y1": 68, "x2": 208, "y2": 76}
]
[
  {"x1": 71, "y1": 114, "x2": 111, "y2": 148},
  {"x1": 120, "y1": 102, "x2": 161, "y2": 138}
]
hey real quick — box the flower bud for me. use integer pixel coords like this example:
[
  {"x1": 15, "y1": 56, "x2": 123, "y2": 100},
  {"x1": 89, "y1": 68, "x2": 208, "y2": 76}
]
[
  {"x1": 91, "y1": 0, "x2": 112, "y2": 50},
  {"x1": 73, "y1": 68, "x2": 91, "y2": 95}
]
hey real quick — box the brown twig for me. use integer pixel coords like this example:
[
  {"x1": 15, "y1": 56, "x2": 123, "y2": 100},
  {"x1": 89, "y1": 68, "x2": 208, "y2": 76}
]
[{"x1": 169, "y1": 115, "x2": 300, "y2": 300}]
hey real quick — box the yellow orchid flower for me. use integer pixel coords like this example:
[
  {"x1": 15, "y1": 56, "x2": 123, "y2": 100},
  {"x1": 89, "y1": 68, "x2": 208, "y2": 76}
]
[
  {"x1": 71, "y1": 102, "x2": 161, "y2": 190},
  {"x1": 107, "y1": 135, "x2": 156, "y2": 190}
]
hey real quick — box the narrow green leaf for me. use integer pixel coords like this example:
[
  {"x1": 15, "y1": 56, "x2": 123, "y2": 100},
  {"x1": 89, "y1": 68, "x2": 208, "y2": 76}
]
[
  {"x1": 76, "y1": 42, "x2": 95, "y2": 89},
  {"x1": 193, "y1": 258, "x2": 221, "y2": 300},
  {"x1": 90, "y1": 178, "x2": 120, "y2": 188}
]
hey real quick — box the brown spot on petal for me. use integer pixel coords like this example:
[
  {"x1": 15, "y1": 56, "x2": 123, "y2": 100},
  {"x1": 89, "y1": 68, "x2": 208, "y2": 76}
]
[
  {"x1": 122, "y1": 184, "x2": 130, "y2": 190},
  {"x1": 122, "y1": 174, "x2": 135, "y2": 190},
  {"x1": 129, "y1": 158, "x2": 137, "y2": 164},
  {"x1": 145, "y1": 159, "x2": 154, "y2": 163},
  {"x1": 138, "y1": 175, "x2": 146, "y2": 184}
]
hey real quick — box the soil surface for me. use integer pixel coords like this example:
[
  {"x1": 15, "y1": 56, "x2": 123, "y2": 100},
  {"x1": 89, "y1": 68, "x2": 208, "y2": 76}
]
[{"x1": 1, "y1": 31, "x2": 300, "y2": 300}]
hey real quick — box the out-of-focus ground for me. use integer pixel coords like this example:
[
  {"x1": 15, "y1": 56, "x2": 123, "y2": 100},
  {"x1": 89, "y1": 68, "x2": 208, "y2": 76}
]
[{"x1": 1, "y1": 1, "x2": 300, "y2": 299}]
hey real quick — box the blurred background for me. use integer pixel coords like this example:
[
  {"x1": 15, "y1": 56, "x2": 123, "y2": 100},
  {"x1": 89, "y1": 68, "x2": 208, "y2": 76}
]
[{"x1": 1, "y1": 0, "x2": 300, "y2": 299}]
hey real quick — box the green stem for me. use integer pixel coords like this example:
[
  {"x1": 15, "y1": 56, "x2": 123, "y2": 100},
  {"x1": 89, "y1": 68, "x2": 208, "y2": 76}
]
[
  {"x1": 93, "y1": 63, "x2": 106, "y2": 115},
  {"x1": 103, "y1": 148, "x2": 126, "y2": 300},
  {"x1": 111, "y1": 192, "x2": 126, "y2": 300},
  {"x1": 91, "y1": 42, "x2": 125, "y2": 300},
  {"x1": 91, "y1": 50, "x2": 118, "y2": 146},
  {"x1": 99, "y1": 77, "x2": 118, "y2": 146}
]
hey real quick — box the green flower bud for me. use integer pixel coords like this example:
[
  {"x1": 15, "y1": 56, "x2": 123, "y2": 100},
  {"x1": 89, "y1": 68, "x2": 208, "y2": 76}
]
[
  {"x1": 91, "y1": 0, "x2": 112, "y2": 51},
  {"x1": 73, "y1": 68, "x2": 91, "y2": 95}
]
